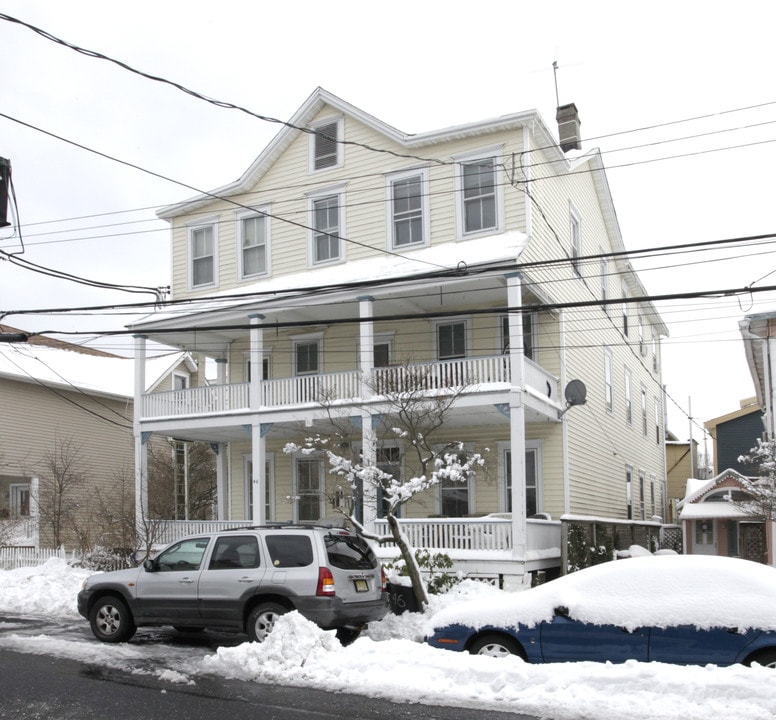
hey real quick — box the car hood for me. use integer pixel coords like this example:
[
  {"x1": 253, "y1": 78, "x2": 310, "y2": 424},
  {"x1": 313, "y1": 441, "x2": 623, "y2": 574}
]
[{"x1": 85, "y1": 566, "x2": 143, "y2": 588}]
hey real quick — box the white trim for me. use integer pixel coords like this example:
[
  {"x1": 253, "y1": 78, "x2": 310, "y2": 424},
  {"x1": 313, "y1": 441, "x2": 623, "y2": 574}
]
[
  {"x1": 453, "y1": 145, "x2": 504, "y2": 240},
  {"x1": 236, "y1": 205, "x2": 271, "y2": 281},
  {"x1": 309, "y1": 115, "x2": 344, "y2": 173},
  {"x1": 187, "y1": 215, "x2": 219, "y2": 290},
  {"x1": 385, "y1": 167, "x2": 430, "y2": 251}
]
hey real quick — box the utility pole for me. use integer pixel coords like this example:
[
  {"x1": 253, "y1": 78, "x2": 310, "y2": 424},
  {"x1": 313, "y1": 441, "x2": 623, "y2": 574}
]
[{"x1": 0, "y1": 157, "x2": 10, "y2": 228}]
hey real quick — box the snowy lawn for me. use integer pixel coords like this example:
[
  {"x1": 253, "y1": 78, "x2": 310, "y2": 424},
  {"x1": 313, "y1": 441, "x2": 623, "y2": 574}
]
[{"x1": 1, "y1": 558, "x2": 775, "y2": 720}]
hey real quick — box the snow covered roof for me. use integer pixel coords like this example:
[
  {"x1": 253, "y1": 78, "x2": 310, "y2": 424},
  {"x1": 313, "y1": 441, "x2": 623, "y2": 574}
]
[
  {"x1": 131, "y1": 231, "x2": 529, "y2": 329},
  {"x1": 678, "y1": 502, "x2": 753, "y2": 520},
  {"x1": 0, "y1": 343, "x2": 191, "y2": 399}
]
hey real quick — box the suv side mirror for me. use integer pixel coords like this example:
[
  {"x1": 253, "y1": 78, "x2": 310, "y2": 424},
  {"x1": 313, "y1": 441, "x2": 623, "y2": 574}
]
[{"x1": 143, "y1": 558, "x2": 157, "y2": 572}]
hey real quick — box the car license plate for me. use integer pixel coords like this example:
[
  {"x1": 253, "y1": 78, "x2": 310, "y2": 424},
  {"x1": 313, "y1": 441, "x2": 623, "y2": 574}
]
[{"x1": 354, "y1": 579, "x2": 369, "y2": 592}]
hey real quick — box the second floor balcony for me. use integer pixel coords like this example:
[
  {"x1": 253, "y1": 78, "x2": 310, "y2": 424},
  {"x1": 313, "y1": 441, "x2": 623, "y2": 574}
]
[{"x1": 140, "y1": 354, "x2": 561, "y2": 422}]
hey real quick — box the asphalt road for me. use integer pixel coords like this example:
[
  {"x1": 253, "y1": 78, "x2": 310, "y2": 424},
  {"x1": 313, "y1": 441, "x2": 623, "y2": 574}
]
[{"x1": 0, "y1": 616, "x2": 542, "y2": 720}]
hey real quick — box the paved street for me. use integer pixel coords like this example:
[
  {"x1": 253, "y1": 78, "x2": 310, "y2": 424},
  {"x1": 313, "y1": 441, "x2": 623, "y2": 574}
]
[{"x1": 0, "y1": 615, "x2": 541, "y2": 720}]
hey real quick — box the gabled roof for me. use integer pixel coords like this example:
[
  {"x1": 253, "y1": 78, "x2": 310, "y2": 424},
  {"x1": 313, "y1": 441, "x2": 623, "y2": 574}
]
[{"x1": 678, "y1": 468, "x2": 751, "y2": 507}]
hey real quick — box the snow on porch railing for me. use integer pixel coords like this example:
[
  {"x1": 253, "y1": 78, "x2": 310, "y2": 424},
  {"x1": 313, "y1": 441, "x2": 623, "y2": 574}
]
[{"x1": 262, "y1": 370, "x2": 361, "y2": 407}]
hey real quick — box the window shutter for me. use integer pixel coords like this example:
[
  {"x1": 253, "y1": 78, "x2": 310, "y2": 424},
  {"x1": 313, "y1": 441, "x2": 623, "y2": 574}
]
[{"x1": 314, "y1": 122, "x2": 338, "y2": 170}]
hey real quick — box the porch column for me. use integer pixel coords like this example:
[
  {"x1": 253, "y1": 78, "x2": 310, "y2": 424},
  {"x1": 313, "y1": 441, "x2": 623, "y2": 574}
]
[
  {"x1": 249, "y1": 315, "x2": 266, "y2": 525},
  {"x1": 215, "y1": 358, "x2": 228, "y2": 521},
  {"x1": 506, "y1": 274, "x2": 527, "y2": 565},
  {"x1": 29, "y1": 475, "x2": 40, "y2": 548},
  {"x1": 767, "y1": 338, "x2": 776, "y2": 440},
  {"x1": 358, "y1": 296, "x2": 377, "y2": 531},
  {"x1": 133, "y1": 334, "x2": 149, "y2": 527}
]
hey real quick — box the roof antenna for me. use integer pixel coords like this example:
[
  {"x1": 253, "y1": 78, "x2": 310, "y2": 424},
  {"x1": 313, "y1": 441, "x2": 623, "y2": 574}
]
[{"x1": 552, "y1": 59, "x2": 561, "y2": 108}]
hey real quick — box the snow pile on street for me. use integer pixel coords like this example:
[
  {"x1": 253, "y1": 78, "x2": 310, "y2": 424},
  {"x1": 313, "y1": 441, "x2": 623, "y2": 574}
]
[
  {"x1": 1, "y1": 561, "x2": 776, "y2": 720},
  {"x1": 0, "y1": 559, "x2": 89, "y2": 616}
]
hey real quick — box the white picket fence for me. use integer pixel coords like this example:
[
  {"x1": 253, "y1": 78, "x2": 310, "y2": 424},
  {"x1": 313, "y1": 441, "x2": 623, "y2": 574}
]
[{"x1": 0, "y1": 546, "x2": 67, "y2": 570}]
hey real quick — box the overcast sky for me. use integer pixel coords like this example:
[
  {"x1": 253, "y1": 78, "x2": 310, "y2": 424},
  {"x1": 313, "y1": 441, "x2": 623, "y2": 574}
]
[{"x1": 1, "y1": 1, "x2": 775, "y2": 444}]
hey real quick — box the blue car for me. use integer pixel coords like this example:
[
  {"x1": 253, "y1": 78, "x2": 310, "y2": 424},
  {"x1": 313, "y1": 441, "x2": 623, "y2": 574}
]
[{"x1": 425, "y1": 555, "x2": 776, "y2": 667}]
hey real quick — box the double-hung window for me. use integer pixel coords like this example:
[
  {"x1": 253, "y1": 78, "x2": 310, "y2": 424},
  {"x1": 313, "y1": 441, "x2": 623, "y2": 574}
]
[
  {"x1": 437, "y1": 320, "x2": 466, "y2": 360},
  {"x1": 310, "y1": 192, "x2": 343, "y2": 264},
  {"x1": 389, "y1": 170, "x2": 426, "y2": 248},
  {"x1": 190, "y1": 222, "x2": 216, "y2": 288},
  {"x1": 604, "y1": 348, "x2": 613, "y2": 412},
  {"x1": 239, "y1": 211, "x2": 268, "y2": 279},
  {"x1": 295, "y1": 340, "x2": 320, "y2": 376},
  {"x1": 462, "y1": 157, "x2": 497, "y2": 234}
]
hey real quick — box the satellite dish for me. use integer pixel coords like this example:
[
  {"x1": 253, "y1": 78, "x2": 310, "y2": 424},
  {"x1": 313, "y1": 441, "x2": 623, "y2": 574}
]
[
  {"x1": 565, "y1": 379, "x2": 587, "y2": 407},
  {"x1": 559, "y1": 379, "x2": 587, "y2": 418}
]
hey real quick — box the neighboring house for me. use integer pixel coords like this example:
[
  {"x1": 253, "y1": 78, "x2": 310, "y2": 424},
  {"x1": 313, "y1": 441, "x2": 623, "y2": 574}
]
[
  {"x1": 665, "y1": 430, "x2": 699, "y2": 523},
  {"x1": 703, "y1": 397, "x2": 763, "y2": 476},
  {"x1": 677, "y1": 469, "x2": 770, "y2": 564},
  {"x1": 130, "y1": 88, "x2": 668, "y2": 585},
  {"x1": 741, "y1": 313, "x2": 776, "y2": 440},
  {"x1": 0, "y1": 324, "x2": 198, "y2": 550}
]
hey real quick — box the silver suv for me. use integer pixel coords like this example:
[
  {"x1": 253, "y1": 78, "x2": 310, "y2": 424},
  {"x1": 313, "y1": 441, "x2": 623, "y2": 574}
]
[{"x1": 77, "y1": 524, "x2": 388, "y2": 644}]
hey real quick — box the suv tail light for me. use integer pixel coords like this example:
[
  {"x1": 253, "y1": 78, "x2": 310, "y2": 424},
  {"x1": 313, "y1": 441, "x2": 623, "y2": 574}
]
[
  {"x1": 380, "y1": 566, "x2": 387, "y2": 592},
  {"x1": 317, "y1": 567, "x2": 335, "y2": 596}
]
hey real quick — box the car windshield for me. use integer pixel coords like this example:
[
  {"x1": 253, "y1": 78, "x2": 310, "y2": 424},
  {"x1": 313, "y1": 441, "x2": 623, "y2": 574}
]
[{"x1": 324, "y1": 533, "x2": 377, "y2": 570}]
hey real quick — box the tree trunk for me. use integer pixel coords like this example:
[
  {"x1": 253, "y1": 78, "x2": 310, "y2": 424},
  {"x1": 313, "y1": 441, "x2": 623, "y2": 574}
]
[{"x1": 386, "y1": 512, "x2": 429, "y2": 609}]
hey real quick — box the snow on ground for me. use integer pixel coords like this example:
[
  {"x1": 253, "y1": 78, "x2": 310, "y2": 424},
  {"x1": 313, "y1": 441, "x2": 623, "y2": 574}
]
[{"x1": 1, "y1": 559, "x2": 775, "y2": 720}]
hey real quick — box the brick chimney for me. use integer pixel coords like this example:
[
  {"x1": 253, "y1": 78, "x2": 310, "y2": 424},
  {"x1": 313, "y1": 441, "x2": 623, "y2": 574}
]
[{"x1": 556, "y1": 103, "x2": 581, "y2": 152}]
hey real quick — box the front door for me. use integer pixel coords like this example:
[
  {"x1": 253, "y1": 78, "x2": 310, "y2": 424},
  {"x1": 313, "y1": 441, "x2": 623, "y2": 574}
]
[
  {"x1": 741, "y1": 523, "x2": 767, "y2": 563},
  {"x1": 693, "y1": 520, "x2": 716, "y2": 555}
]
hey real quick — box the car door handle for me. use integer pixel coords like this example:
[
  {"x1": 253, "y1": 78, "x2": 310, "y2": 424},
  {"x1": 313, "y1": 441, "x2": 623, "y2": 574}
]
[
  {"x1": 179, "y1": 577, "x2": 195, "y2": 584},
  {"x1": 238, "y1": 576, "x2": 255, "y2": 583}
]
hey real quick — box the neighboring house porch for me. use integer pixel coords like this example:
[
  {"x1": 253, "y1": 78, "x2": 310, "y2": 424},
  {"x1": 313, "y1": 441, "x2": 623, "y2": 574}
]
[{"x1": 678, "y1": 469, "x2": 772, "y2": 564}]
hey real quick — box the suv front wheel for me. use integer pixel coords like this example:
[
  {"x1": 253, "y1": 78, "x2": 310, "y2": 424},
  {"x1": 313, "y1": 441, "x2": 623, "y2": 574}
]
[
  {"x1": 89, "y1": 595, "x2": 136, "y2": 643},
  {"x1": 247, "y1": 602, "x2": 287, "y2": 643}
]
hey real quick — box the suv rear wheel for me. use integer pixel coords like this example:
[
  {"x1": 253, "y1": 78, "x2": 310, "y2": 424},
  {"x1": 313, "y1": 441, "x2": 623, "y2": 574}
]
[{"x1": 247, "y1": 602, "x2": 287, "y2": 643}]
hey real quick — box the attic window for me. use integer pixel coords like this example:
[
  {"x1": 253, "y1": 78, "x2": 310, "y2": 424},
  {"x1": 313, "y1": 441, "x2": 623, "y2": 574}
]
[{"x1": 313, "y1": 120, "x2": 340, "y2": 170}]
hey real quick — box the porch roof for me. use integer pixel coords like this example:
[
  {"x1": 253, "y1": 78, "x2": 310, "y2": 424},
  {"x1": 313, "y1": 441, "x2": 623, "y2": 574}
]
[
  {"x1": 678, "y1": 502, "x2": 754, "y2": 520},
  {"x1": 129, "y1": 231, "x2": 529, "y2": 336}
]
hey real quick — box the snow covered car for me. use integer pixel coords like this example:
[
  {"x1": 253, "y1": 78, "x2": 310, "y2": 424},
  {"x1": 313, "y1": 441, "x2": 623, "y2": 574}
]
[
  {"x1": 77, "y1": 524, "x2": 388, "y2": 644},
  {"x1": 425, "y1": 555, "x2": 776, "y2": 667}
]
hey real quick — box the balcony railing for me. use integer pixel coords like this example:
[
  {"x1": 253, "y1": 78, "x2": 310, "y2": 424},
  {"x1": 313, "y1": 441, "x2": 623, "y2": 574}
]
[{"x1": 141, "y1": 355, "x2": 560, "y2": 420}]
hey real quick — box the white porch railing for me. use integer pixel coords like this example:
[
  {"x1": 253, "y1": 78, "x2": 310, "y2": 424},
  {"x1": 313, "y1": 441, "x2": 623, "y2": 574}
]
[
  {"x1": 372, "y1": 517, "x2": 561, "y2": 554},
  {"x1": 148, "y1": 517, "x2": 560, "y2": 555},
  {"x1": 141, "y1": 355, "x2": 560, "y2": 420}
]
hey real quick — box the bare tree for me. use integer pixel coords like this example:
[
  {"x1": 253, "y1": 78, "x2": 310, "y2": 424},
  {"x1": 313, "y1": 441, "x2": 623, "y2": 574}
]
[
  {"x1": 286, "y1": 362, "x2": 486, "y2": 610},
  {"x1": 147, "y1": 438, "x2": 217, "y2": 521},
  {"x1": 34, "y1": 434, "x2": 88, "y2": 548}
]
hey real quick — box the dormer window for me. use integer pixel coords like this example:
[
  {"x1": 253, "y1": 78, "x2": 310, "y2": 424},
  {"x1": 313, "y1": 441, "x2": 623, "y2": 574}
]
[{"x1": 311, "y1": 117, "x2": 343, "y2": 171}]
